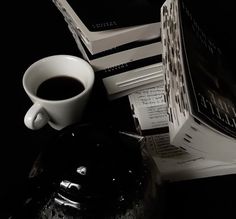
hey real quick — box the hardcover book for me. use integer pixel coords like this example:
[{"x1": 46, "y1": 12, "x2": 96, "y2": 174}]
[
  {"x1": 52, "y1": 0, "x2": 164, "y2": 54},
  {"x1": 161, "y1": 0, "x2": 236, "y2": 161}
]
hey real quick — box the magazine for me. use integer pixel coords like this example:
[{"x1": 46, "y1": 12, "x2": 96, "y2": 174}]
[{"x1": 161, "y1": 0, "x2": 236, "y2": 161}]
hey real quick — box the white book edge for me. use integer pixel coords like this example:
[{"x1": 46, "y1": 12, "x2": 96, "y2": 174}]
[
  {"x1": 102, "y1": 63, "x2": 163, "y2": 99},
  {"x1": 155, "y1": 155, "x2": 236, "y2": 182},
  {"x1": 169, "y1": 115, "x2": 236, "y2": 162},
  {"x1": 76, "y1": 37, "x2": 163, "y2": 71}
]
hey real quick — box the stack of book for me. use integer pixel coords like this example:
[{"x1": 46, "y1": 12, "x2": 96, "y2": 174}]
[
  {"x1": 128, "y1": 0, "x2": 236, "y2": 182},
  {"x1": 52, "y1": 0, "x2": 165, "y2": 99}
]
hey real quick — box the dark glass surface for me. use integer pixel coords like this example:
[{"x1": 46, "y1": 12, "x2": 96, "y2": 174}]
[{"x1": 8, "y1": 123, "x2": 160, "y2": 218}]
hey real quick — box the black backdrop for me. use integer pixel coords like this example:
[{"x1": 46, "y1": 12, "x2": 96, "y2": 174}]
[{"x1": 1, "y1": 0, "x2": 80, "y2": 216}]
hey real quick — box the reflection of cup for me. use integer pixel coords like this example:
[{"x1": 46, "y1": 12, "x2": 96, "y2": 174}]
[{"x1": 23, "y1": 55, "x2": 95, "y2": 130}]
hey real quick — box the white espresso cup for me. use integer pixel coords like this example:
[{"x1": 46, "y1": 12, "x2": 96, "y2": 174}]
[{"x1": 23, "y1": 55, "x2": 95, "y2": 130}]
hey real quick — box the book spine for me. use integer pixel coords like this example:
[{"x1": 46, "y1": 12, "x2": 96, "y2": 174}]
[
  {"x1": 97, "y1": 56, "x2": 162, "y2": 78},
  {"x1": 161, "y1": 0, "x2": 190, "y2": 141}
]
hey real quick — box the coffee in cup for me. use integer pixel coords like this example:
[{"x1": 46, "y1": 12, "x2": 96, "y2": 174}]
[{"x1": 23, "y1": 55, "x2": 95, "y2": 130}]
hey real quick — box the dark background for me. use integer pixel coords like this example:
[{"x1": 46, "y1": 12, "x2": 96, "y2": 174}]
[
  {"x1": 1, "y1": 0, "x2": 236, "y2": 218},
  {"x1": 1, "y1": 0, "x2": 80, "y2": 217}
]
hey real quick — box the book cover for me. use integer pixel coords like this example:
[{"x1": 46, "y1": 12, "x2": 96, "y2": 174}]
[
  {"x1": 66, "y1": 0, "x2": 165, "y2": 31},
  {"x1": 180, "y1": 0, "x2": 236, "y2": 139},
  {"x1": 161, "y1": 0, "x2": 236, "y2": 161},
  {"x1": 52, "y1": 0, "x2": 162, "y2": 54}
]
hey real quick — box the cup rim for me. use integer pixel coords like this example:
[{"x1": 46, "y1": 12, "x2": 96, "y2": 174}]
[{"x1": 22, "y1": 54, "x2": 95, "y2": 103}]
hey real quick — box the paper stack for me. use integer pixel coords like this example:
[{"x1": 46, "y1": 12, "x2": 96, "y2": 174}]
[{"x1": 52, "y1": 0, "x2": 165, "y2": 99}]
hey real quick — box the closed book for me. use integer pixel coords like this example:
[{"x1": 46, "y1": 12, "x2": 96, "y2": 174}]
[
  {"x1": 73, "y1": 32, "x2": 162, "y2": 71},
  {"x1": 161, "y1": 0, "x2": 236, "y2": 161},
  {"x1": 66, "y1": 0, "x2": 164, "y2": 31},
  {"x1": 52, "y1": 0, "x2": 164, "y2": 54},
  {"x1": 97, "y1": 55, "x2": 163, "y2": 100}
]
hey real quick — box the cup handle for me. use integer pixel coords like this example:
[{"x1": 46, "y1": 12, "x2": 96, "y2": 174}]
[{"x1": 24, "y1": 102, "x2": 49, "y2": 130}]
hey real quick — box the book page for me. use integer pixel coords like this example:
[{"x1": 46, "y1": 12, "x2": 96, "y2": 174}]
[{"x1": 128, "y1": 82, "x2": 168, "y2": 130}]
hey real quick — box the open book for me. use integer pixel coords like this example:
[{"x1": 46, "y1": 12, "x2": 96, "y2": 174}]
[
  {"x1": 52, "y1": 0, "x2": 164, "y2": 54},
  {"x1": 161, "y1": 0, "x2": 236, "y2": 161}
]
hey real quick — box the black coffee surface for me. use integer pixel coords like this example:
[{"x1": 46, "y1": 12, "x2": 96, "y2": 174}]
[{"x1": 36, "y1": 76, "x2": 85, "y2": 100}]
